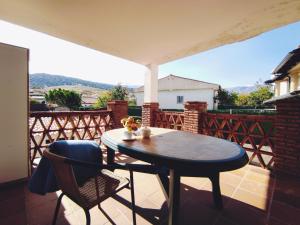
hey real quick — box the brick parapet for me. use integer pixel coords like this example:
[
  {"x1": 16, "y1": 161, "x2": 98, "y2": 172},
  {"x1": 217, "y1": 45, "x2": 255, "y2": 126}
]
[
  {"x1": 142, "y1": 102, "x2": 159, "y2": 127},
  {"x1": 107, "y1": 100, "x2": 128, "y2": 128},
  {"x1": 274, "y1": 97, "x2": 300, "y2": 177},
  {"x1": 183, "y1": 102, "x2": 207, "y2": 134}
]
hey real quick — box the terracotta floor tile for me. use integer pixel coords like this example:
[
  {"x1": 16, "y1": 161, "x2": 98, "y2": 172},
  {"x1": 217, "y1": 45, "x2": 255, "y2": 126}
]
[
  {"x1": 228, "y1": 167, "x2": 248, "y2": 177},
  {"x1": 3, "y1": 164, "x2": 300, "y2": 225},
  {"x1": 249, "y1": 165, "x2": 272, "y2": 176},
  {"x1": 57, "y1": 213, "x2": 82, "y2": 225},
  {"x1": 179, "y1": 203, "x2": 220, "y2": 225},
  {"x1": 0, "y1": 195, "x2": 26, "y2": 219},
  {"x1": 147, "y1": 189, "x2": 167, "y2": 208},
  {"x1": 244, "y1": 171, "x2": 274, "y2": 185},
  {"x1": 213, "y1": 216, "x2": 239, "y2": 225},
  {"x1": 273, "y1": 176, "x2": 300, "y2": 208},
  {"x1": 200, "y1": 181, "x2": 236, "y2": 207},
  {"x1": 103, "y1": 213, "x2": 132, "y2": 225},
  {"x1": 115, "y1": 186, "x2": 149, "y2": 205},
  {"x1": 239, "y1": 178, "x2": 273, "y2": 198},
  {"x1": 267, "y1": 217, "x2": 290, "y2": 225},
  {"x1": 220, "y1": 172, "x2": 242, "y2": 187},
  {"x1": 269, "y1": 200, "x2": 300, "y2": 225},
  {"x1": 27, "y1": 198, "x2": 64, "y2": 225},
  {"x1": 0, "y1": 212, "x2": 27, "y2": 225},
  {"x1": 181, "y1": 176, "x2": 209, "y2": 189},
  {"x1": 221, "y1": 200, "x2": 267, "y2": 225},
  {"x1": 232, "y1": 188, "x2": 270, "y2": 210},
  {"x1": 0, "y1": 185, "x2": 25, "y2": 202}
]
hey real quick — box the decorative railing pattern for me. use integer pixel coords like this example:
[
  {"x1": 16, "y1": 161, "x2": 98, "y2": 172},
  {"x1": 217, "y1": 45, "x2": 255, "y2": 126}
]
[
  {"x1": 203, "y1": 113, "x2": 276, "y2": 169},
  {"x1": 154, "y1": 111, "x2": 184, "y2": 130},
  {"x1": 29, "y1": 111, "x2": 114, "y2": 169}
]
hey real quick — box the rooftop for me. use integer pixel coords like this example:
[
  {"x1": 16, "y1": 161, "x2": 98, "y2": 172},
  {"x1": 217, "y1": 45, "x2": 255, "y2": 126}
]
[
  {"x1": 265, "y1": 45, "x2": 300, "y2": 84},
  {"x1": 135, "y1": 74, "x2": 220, "y2": 92}
]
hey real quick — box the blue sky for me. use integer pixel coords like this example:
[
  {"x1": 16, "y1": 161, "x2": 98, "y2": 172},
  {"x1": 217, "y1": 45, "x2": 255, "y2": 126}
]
[
  {"x1": 160, "y1": 21, "x2": 300, "y2": 87},
  {"x1": 0, "y1": 20, "x2": 299, "y2": 88}
]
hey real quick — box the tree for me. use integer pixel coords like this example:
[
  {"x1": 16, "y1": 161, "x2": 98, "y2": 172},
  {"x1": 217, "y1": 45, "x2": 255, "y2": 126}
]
[
  {"x1": 214, "y1": 87, "x2": 238, "y2": 107},
  {"x1": 110, "y1": 84, "x2": 128, "y2": 100},
  {"x1": 235, "y1": 94, "x2": 250, "y2": 106},
  {"x1": 94, "y1": 84, "x2": 129, "y2": 108},
  {"x1": 93, "y1": 91, "x2": 112, "y2": 108},
  {"x1": 45, "y1": 88, "x2": 82, "y2": 110},
  {"x1": 247, "y1": 86, "x2": 273, "y2": 107}
]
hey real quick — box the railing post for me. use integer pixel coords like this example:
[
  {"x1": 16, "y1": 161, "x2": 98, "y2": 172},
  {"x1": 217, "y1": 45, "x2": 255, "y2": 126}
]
[
  {"x1": 107, "y1": 100, "x2": 128, "y2": 128},
  {"x1": 273, "y1": 97, "x2": 300, "y2": 177},
  {"x1": 142, "y1": 103, "x2": 159, "y2": 127},
  {"x1": 183, "y1": 101, "x2": 207, "y2": 134}
]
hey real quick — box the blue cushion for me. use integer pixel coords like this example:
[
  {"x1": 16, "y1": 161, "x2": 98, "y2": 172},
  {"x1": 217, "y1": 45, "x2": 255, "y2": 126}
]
[{"x1": 29, "y1": 140, "x2": 102, "y2": 195}]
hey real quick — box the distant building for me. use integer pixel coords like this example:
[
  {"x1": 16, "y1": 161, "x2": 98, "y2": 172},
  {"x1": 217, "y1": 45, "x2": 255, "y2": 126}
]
[
  {"x1": 29, "y1": 89, "x2": 45, "y2": 102},
  {"x1": 134, "y1": 74, "x2": 219, "y2": 110},
  {"x1": 265, "y1": 45, "x2": 300, "y2": 102}
]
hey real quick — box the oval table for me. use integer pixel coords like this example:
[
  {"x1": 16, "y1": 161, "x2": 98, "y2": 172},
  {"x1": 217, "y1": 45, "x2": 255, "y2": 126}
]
[{"x1": 102, "y1": 127, "x2": 249, "y2": 225}]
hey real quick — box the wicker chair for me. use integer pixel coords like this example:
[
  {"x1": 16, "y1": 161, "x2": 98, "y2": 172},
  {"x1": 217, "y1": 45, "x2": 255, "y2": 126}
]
[{"x1": 44, "y1": 148, "x2": 137, "y2": 225}]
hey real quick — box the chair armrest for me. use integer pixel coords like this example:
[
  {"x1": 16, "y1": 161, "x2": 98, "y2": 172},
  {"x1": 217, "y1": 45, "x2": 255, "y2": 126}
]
[{"x1": 64, "y1": 158, "x2": 160, "y2": 174}]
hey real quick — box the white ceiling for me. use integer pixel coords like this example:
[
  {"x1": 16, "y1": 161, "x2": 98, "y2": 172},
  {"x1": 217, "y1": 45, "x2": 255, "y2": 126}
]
[{"x1": 0, "y1": 0, "x2": 300, "y2": 65}]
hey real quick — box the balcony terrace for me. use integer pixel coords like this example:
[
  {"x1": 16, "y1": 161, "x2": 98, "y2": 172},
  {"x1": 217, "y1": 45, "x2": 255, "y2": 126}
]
[
  {"x1": 2, "y1": 102, "x2": 291, "y2": 225},
  {"x1": 1, "y1": 1, "x2": 300, "y2": 225},
  {"x1": 1, "y1": 156, "x2": 299, "y2": 225}
]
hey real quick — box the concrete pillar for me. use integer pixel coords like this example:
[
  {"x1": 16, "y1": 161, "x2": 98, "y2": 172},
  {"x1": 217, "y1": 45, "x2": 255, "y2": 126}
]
[
  {"x1": 142, "y1": 63, "x2": 159, "y2": 127},
  {"x1": 107, "y1": 100, "x2": 128, "y2": 128},
  {"x1": 274, "y1": 97, "x2": 300, "y2": 177},
  {"x1": 144, "y1": 64, "x2": 158, "y2": 103},
  {"x1": 183, "y1": 101, "x2": 207, "y2": 134}
]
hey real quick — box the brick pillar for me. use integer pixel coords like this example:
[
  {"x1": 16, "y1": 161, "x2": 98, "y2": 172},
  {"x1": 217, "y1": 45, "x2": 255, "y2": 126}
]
[
  {"x1": 274, "y1": 97, "x2": 300, "y2": 177},
  {"x1": 142, "y1": 103, "x2": 159, "y2": 127},
  {"x1": 183, "y1": 101, "x2": 207, "y2": 134},
  {"x1": 107, "y1": 100, "x2": 128, "y2": 128}
]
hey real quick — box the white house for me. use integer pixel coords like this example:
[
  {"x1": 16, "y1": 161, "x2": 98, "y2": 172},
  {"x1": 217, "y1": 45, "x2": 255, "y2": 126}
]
[
  {"x1": 134, "y1": 74, "x2": 219, "y2": 110},
  {"x1": 265, "y1": 45, "x2": 300, "y2": 97}
]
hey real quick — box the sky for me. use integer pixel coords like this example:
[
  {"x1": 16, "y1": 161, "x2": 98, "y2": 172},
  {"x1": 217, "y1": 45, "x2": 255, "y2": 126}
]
[{"x1": 0, "y1": 19, "x2": 300, "y2": 88}]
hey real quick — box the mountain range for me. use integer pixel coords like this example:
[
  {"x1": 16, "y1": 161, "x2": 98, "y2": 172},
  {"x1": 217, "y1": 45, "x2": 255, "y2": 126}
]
[
  {"x1": 226, "y1": 86, "x2": 257, "y2": 94},
  {"x1": 30, "y1": 73, "x2": 114, "y2": 90},
  {"x1": 30, "y1": 73, "x2": 257, "y2": 94}
]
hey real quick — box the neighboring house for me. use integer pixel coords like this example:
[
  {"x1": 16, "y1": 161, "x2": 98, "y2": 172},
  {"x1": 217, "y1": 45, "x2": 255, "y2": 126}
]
[
  {"x1": 29, "y1": 89, "x2": 45, "y2": 102},
  {"x1": 266, "y1": 45, "x2": 300, "y2": 97},
  {"x1": 134, "y1": 74, "x2": 219, "y2": 110}
]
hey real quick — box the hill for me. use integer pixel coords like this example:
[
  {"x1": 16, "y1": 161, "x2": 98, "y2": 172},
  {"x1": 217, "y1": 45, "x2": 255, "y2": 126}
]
[
  {"x1": 226, "y1": 86, "x2": 257, "y2": 94},
  {"x1": 30, "y1": 73, "x2": 114, "y2": 90}
]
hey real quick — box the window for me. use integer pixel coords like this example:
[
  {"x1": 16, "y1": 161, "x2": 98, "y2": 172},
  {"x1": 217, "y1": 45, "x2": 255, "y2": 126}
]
[
  {"x1": 279, "y1": 80, "x2": 288, "y2": 95},
  {"x1": 177, "y1": 96, "x2": 184, "y2": 104}
]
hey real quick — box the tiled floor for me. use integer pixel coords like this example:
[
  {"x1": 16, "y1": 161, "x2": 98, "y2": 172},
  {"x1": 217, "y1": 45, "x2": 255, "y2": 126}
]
[{"x1": 1, "y1": 156, "x2": 300, "y2": 225}]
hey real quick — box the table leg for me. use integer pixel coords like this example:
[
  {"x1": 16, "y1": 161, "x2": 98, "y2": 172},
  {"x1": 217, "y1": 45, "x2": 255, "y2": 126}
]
[
  {"x1": 168, "y1": 169, "x2": 180, "y2": 225},
  {"x1": 156, "y1": 168, "x2": 169, "y2": 200},
  {"x1": 209, "y1": 173, "x2": 223, "y2": 209},
  {"x1": 106, "y1": 147, "x2": 115, "y2": 165}
]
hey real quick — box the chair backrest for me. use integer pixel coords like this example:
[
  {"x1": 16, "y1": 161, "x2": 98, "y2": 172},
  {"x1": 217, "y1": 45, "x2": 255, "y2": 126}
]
[
  {"x1": 48, "y1": 140, "x2": 102, "y2": 185},
  {"x1": 43, "y1": 149, "x2": 82, "y2": 202}
]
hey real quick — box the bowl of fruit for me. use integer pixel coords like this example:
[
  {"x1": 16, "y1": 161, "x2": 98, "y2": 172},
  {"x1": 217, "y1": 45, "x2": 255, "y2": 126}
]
[{"x1": 120, "y1": 117, "x2": 141, "y2": 140}]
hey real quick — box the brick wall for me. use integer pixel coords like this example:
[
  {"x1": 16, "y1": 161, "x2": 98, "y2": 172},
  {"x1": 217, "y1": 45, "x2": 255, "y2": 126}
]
[
  {"x1": 274, "y1": 97, "x2": 300, "y2": 177},
  {"x1": 183, "y1": 101, "x2": 207, "y2": 134},
  {"x1": 142, "y1": 103, "x2": 159, "y2": 127},
  {"x1": 107, "y1": 100, "x2": 128, "y2": 128}
]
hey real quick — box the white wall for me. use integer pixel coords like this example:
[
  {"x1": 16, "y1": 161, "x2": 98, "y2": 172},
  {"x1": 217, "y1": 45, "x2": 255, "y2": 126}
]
[
  {"x1": 135, "y1": 89, "x2": 215, "y2": 110},
  {"x1": 0, "y1": 43, "x2": 28, "y2": 183}
]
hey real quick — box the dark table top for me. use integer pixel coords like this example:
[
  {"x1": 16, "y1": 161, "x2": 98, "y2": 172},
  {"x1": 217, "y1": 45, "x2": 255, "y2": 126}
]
[{"x1": 102, "y1": 128, "x2": 249, "y2": 173}]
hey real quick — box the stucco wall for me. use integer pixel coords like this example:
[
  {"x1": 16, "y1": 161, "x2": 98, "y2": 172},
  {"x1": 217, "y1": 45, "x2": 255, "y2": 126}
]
[
  {"x1": 0, "y1": 43, "x2": 28, "y2": 183},
  {"x1": 135, "y1": 89, "x2": 215, "y2": 110}
]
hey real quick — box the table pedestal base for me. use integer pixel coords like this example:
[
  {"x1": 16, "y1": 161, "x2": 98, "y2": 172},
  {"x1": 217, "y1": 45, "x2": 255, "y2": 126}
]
[{"x1": 157, "y1": 170, "x2": 223, "y2": 225}]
